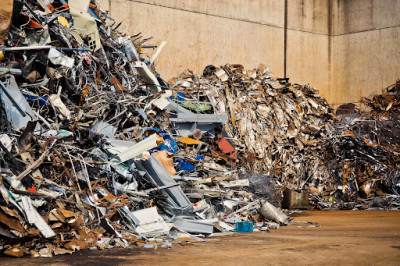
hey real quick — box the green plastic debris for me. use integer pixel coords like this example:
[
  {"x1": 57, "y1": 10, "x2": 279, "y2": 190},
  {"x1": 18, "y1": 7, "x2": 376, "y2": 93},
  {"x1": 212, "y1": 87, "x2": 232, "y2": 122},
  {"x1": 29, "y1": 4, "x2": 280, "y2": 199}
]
[{"x1": 179, "y1": 102, "x2": 212, "y2": 113}]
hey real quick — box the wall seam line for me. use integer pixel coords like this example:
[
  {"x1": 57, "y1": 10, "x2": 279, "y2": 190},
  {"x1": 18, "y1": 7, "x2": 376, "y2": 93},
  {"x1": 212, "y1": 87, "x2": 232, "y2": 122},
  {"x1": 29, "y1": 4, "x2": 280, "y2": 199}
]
[
  {"x1": 332, "y1": 25, "x2": 400, "y2": 36},
  {"x1": 117, "y1": 0, "x2": 284, "y2": 29},
  {"x1": 116, "y1": 0, "x2": 400, "y2": 37}
]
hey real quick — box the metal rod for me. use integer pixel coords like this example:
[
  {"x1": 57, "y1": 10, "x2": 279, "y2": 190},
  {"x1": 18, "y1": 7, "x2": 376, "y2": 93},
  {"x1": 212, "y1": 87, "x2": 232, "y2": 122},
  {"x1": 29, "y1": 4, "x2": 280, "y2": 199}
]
[
  {"x1": 1, "y1": 45, "x2": 90, "y2": 52},
  {"x1": 283, "y1": 0, "x2": 288, "y2": 79}
]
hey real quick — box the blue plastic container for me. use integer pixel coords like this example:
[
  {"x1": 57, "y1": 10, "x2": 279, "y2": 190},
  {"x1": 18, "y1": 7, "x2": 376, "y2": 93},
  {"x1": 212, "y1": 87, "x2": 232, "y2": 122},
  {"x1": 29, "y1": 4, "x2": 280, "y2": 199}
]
[{"x1": 235, "y1": 222, "x2": 254, "y2": 233}]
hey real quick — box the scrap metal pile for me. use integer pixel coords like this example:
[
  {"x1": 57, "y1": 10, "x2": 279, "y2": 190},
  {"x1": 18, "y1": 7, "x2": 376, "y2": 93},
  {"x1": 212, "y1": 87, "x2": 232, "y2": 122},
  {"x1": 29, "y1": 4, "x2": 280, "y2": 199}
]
[
  {"x1": 172, "y1": 65, "x2": 335, "y2": 195},
  {"x1": 0, "y1": 0, "x2": 399, "y2": 259},
  {"x1": 0, "y1": 0, "x2": 289, "y2": 258},
  {"x1": 172, "y1": 66, "x2": 400, "y2": 209},
  {"x1": 319, "y1": 81, "x2": 400, "y2": 208}
]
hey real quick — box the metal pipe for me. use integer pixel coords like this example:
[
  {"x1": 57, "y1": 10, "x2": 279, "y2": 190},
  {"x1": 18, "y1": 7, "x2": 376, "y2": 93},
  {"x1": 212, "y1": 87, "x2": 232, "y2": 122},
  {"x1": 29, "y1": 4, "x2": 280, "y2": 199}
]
[{"x1": 284, "y1": 0, "x2": 288, "y2": 79}]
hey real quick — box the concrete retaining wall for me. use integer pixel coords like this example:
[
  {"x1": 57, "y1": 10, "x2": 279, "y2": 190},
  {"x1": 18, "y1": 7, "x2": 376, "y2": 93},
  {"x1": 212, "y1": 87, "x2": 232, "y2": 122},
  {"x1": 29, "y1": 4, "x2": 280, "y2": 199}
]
[
  {"x1": 97, "y1": 0, "x2": 400, "y2": 105},
  {"x1": 331, "y1": 0, "x2": 400, "y2": 105}
]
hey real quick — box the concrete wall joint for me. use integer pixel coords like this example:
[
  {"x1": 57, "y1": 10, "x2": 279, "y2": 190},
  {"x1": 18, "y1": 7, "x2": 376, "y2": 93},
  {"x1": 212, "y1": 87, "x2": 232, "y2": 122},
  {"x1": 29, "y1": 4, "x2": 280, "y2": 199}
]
[
  {"x1": 102, "y1": 0, "x2": 400, "y2": 105},
  {"x1": 115, "y1": 0, "x2": 284, "y2": 29},
  {"x1": 332, "y1": 25, "x2": 400, "y2": 37}
]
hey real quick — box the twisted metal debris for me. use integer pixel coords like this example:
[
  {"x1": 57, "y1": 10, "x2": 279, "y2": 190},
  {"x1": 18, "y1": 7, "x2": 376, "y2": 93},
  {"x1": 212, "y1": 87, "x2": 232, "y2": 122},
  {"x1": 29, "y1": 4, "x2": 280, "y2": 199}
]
[
  {"x1": 0, "y1": 0, "x2": 287, "y2": 258},
  {"x1": 173, "y1": 66, "x2": 400, "y2": 209}
]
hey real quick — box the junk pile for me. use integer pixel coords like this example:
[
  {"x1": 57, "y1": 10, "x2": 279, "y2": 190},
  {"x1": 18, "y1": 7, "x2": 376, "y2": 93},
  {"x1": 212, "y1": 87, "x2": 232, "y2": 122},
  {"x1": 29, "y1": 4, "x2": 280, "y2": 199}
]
[
  {"x1": 316, "y1": 81, "x2": 400, "y2": 209},
  {"x1": 172, "y1": 65, "x2": 335, "y2": 197},
  {"x1": 0, "y1": 0, "x2": 289, "y2": 258},
  {"x1": 172, "y1": 66, "x2": 400, "y2": 209}
]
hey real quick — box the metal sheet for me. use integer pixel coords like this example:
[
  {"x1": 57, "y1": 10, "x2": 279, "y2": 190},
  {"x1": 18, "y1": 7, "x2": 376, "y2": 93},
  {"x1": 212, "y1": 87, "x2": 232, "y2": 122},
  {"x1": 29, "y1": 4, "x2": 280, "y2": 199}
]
[
  {"x1": 131, "y1": 207, "x2": 170, "y2": 236},
  {"x1": 0, "y1": 76, "x2": 40, "y2": 131},
  {"x1": 19, "y1": 196, "x2": 55, "y2": 238},
  {"x1": 134, "y1": 61, "x2": 161, "y2": 94},
  {"x1": 140, "y1": 155, "x2": 191, "y2": 209},
  {"x1": 116, "y1": 134, "x2": 157, "y2": 162},
  {"x1": 173, "y1": 218, "x2": 213, "y2": 234}
]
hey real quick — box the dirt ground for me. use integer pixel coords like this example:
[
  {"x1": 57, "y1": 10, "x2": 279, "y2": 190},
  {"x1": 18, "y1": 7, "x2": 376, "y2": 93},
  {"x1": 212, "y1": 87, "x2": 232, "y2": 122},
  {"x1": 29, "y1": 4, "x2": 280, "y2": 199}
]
[{"x1": 1, "y1": 210, "x2": 400, "y2": 265}]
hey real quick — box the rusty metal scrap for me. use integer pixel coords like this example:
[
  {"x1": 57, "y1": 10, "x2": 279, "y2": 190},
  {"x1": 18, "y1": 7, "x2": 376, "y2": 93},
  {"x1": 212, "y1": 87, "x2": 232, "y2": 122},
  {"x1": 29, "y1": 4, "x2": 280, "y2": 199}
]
[
  {"x1": 172, "y1": 66, "x2": 400, "y2": 209},
  {"x1": 172, "y1": 65, "x2": 335, "y2": 190},
  {"x1": 0, "y1": 0, "x2": 399, "y2": 259},
  {"x1": 0, "y1": 0, "x2": 286, "y2": 258},
  {"x1": 315, "y1": 81, "x2": 400, "y2": 208}
]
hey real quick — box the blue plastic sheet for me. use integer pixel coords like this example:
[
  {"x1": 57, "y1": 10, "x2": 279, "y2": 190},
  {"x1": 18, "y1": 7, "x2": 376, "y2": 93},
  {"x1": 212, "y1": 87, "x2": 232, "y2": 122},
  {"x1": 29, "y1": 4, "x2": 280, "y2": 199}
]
[
  {"x1": 23, "y1": 94, "x2": 47, "y2": 107},
  {"x1": 176, "y1": 158, "x2": 195, "y2": 172},
  {"x1": 196, "y1": 155, "x2": 206, "y2": 162},
  {"x1": 169, "y1": 92, "x2": 185, "y2": 102},
  {"x1": 144, "y1": 128, "x2": 178, "y2": 154}
]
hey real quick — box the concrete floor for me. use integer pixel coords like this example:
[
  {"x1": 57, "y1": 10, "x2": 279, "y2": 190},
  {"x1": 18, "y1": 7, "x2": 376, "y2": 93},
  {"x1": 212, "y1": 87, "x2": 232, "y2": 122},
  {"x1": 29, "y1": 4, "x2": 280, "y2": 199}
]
[{"x1": 1, "y1": 210, "x2": 400, "y2": 265}]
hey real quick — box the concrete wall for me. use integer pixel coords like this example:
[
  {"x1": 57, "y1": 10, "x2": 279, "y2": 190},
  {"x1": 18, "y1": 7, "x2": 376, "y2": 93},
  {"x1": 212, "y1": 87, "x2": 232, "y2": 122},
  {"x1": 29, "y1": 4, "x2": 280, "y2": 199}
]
[
  {"x1": 97, "y1": 0, "x2": 400, "y2": 105},
  {"x1": 286, "y1": 0, "x2": 332, "y2": 100},
  {"x1": 330, "y1": 0, "x2": 400, "y2": 105},
  {"x1": 97, "y1": 0, "x2": 285, "y2": 81}
]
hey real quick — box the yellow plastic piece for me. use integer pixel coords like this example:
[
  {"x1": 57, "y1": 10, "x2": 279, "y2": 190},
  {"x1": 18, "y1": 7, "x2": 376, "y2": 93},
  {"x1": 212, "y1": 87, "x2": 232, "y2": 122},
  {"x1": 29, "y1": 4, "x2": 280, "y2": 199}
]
[
  {"x1": 178, "y1": 137, "x2": 202, "y2": 145},
  {"x1": 58, "y1": 16, "x2": 70, "y2": 28}
]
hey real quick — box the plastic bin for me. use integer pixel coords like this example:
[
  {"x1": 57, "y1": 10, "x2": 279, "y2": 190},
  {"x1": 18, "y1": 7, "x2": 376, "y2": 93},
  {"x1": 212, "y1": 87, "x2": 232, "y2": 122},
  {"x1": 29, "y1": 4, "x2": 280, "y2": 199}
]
[{"x1": 235, "y1": 222, "x2": 253, "y2": 233}]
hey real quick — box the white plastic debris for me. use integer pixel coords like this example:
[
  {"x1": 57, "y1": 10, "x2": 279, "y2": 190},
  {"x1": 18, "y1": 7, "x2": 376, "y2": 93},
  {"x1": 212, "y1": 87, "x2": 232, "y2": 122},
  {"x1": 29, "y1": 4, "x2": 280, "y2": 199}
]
[{"x1": 48, "y1": 48, "x2": 74, "y2": 68}]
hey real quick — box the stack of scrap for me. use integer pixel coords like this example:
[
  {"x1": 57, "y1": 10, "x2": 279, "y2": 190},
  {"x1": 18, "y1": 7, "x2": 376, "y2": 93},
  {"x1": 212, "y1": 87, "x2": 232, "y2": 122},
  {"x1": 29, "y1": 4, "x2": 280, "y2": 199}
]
[
  {"x1": 172, "y1": 66, "x2": 400, "y2": 209},
  {"x1": 172, "y1": 65, "x2": 335, "y2": 191},
  {"x1": 0, "y1": 0, "x2": 288, "y2": 258},
  {"x1": 315, "y1": 81, "x2": 400, "y2": 209}
]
